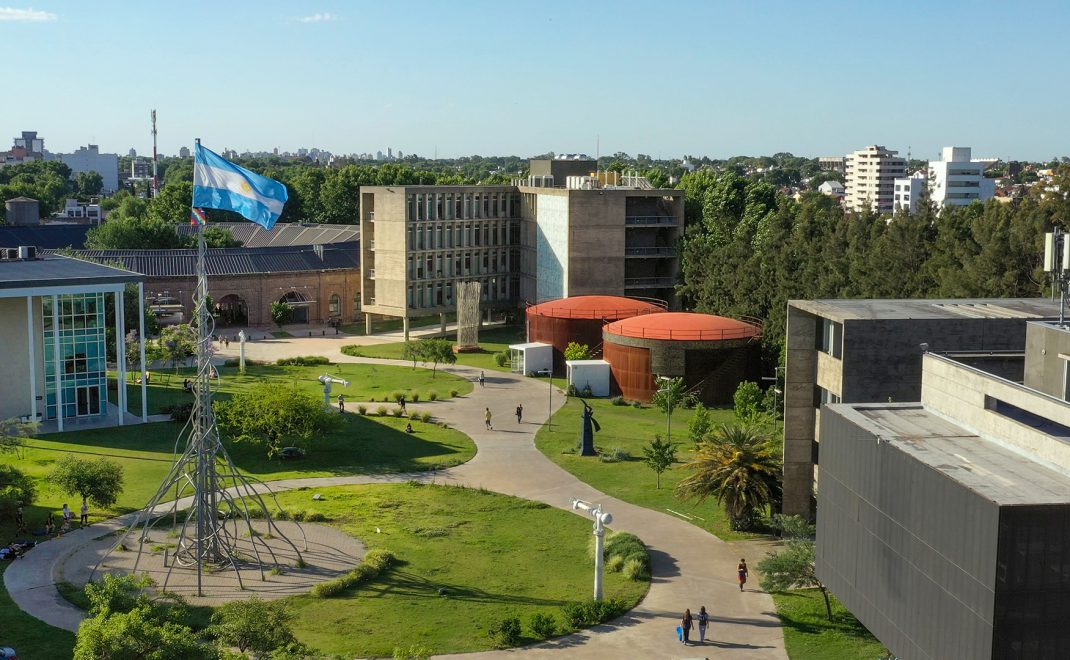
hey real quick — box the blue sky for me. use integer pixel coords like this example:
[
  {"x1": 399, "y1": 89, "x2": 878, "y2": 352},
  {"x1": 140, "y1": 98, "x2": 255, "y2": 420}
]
[{"x1": 3, "y1": 0, "x2": 1068, "y2": 161}]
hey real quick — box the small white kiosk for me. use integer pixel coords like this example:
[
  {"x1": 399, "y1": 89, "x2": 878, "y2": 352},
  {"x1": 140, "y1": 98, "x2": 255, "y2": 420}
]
[
  {"x1": 566, "y1": 359, "x2": 611, "y2": 397},
  {"x1": 508, "y1": 342, "x2": 553, "y2": 375}
]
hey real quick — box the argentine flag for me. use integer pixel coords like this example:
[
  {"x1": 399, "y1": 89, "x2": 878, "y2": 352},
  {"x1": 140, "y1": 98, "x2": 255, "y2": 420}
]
[{"x1": 193, "y1": 144, "x2": 288, "y2": 229}]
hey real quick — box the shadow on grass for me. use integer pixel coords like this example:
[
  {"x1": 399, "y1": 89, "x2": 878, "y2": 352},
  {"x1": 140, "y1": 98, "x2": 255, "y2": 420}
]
[{"x1": 362, "y1": 568, "x2": 571, "y2": 608}]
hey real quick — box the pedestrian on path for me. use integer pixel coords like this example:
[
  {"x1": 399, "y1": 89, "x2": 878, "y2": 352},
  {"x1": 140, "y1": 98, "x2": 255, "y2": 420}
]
[
  {"x1": 479, "y1": 371, "x2": 486, "y2": 388},
  {"x1": 485, "y1": 407, "x2": 493, "y2": 430},
  {"x1": 738, "y1": 558, "x2": 749, "y2": 591},
  {"x1": 697, "y1": 605, "x2": 709, "y2": 643},
  {"x1": 338, "y1": 394, "x2": 346, "y2": 413},
  {"x1": 399, "y1": 394, "x2": 407, "y2": 412},
  {"x1": 45, "y1": 512, "x2": 55, "y2": 536},
  {"x1": 80, "y1": 499, "x2": 89, "y2": 526},
  {"x1": 516, "y1": 403, "x2": 523, "y2": 424},
  {"x1": 681, "y1": 608, "x2": 693, "y2": 644},
  {"x1": 15, "y1": 506, "x2": 25, "y2": 534}
]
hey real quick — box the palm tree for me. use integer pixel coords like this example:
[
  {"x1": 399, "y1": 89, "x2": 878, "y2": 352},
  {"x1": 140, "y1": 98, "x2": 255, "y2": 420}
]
[{"x1": 675, "y1": 423, "x2": 781, "y2": 530}]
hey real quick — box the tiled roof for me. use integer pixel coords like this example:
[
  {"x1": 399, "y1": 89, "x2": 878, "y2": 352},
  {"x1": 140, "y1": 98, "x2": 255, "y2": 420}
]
[
  {"x1": 45, "y1": 241, "x2": 360, "y2": 278},
  {"x1": 175, "y1": 222, "x2": 359, "y2": 247}
]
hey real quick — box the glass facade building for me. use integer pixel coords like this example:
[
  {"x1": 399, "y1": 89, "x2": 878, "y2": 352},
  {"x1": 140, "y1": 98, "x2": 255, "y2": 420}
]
[{"x1": 43, "y1": 293, "x2": 108, "y2": 419}]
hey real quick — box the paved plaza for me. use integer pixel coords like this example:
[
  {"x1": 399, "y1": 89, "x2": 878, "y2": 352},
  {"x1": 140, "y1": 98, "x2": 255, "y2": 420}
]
[{"x1": 5, "y1": 333, "x2": 787, "y2": 659}]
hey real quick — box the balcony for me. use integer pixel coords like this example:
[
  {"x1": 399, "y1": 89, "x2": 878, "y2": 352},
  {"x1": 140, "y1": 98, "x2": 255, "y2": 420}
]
[
  {"x1": 625, "y1": 277, "x2": 675, "y2": 288},
  {"x1": 625, "y1": 247, "x2": 677, "y2": 258},
  {"x1": 625, "y1": 216, "x2": 677, "y2": 226}
]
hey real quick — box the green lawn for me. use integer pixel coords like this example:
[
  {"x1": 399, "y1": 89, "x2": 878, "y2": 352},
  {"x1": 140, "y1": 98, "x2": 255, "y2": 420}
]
[
  {"x1": 772, "y1": 589, "x2": 888, "y2": 660},
  {"x1": 115, "y1": 362, "x2": 474, "y2": 415},
  {"x1": 339, "y1": 313, "x2": 455, "y2": 337},
  {"x1": 342, "y1": 325, "x2": 527, "y2": 372},
  {"x1": 0, "y1": 563, "x2": 76, "y2": 658},
  {"x1": 274, "y1": 483, "x2": 650, "y2": 657},
  {"x1": 534, "y1": 397, "x2": 765, "y2": 541}
]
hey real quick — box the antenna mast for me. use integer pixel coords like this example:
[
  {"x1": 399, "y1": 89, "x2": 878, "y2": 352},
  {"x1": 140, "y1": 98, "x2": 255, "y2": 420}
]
[{"x1": 151, "y1": 110, "x2": 159, "y2": 198}]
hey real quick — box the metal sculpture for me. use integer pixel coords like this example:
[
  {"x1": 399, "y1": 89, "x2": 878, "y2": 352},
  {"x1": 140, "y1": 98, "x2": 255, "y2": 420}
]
[
  {"x1": 455, "y1": 281, "x2": 482, "y2": 351},
  {"x1": 580, "y1": 400, "x2": 600, "y2": 456}
]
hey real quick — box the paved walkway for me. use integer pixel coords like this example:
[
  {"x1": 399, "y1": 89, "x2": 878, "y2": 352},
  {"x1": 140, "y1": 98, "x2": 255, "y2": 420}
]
[{"x1": 6, "y1": 337, "x2": 786, "y2": 659}]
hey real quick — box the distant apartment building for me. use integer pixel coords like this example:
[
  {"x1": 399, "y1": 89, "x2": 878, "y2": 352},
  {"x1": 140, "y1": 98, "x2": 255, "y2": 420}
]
[
  {"x1": 0, "y1": 131, "x2": 46, "y2": 166},
  {"x1": 818, "y1": 156, "x2": 845, "y2": 173},
  {"x1": 358, "y1": 158, "x2": 683, "y2": 337},
  {"x1": 929, "y1": 146, "x2": 996, "y2": 208},
  {"x1": 892, "y1": 171, "x2": 927, "y2": 214},
  {"x1": 59, "y1": 145, "x2": 120, "y2": 193},
  {"x1": 844, "y1": 145, "x2": 906, "y2": 213},
  {"x1": 179, "y1": 146, "x2": 191, "y2": 159},
  {"x1": 131, "y1": 158, "x2": 153, "y2": 179}
]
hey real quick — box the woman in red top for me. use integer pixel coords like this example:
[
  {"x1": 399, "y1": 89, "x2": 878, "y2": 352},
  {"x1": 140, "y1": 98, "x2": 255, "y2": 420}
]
[{"x1": 737, "y1": 558, "x2": 749, "y2": 591}]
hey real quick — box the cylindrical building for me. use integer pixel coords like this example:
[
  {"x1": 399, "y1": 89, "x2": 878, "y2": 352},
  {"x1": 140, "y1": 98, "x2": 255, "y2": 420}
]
[
  {"x1": 526, "y1": 295, "x2": 664, "y2": 373},
  {"x1": 603, "y1": 312, "x2": 762, "y2": 404}
]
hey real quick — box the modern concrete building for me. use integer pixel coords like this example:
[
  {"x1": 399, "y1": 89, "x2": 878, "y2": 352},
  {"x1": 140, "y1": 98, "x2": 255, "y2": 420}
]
[
  {"x1": 358, "y1": 160, "x2": 684, "y2": 338},
  {"x1": 928, "y1": 146, "x2": 996, "y2": 209},
  {"x1": 818, "y1": 156, "x2": 846, "y2": 173},
  {"x1": 892, "y1": 170, "x2": 927, "y2": 215},
  {"x1": 59, "y1": 145, "x2": 120, "y2": 193},
  {"x1": 0, "y1": 249, "x2": 147, "y2": 429},
  {"x1": 817, "y1": 329, "x2": 1070, "y2": 658},
  {"x1": 844, "y1": 145, "x2": 906, "y2": 213},
  {"x1": 783, "y1": 298, "x2": 1061, "y2": 518}
]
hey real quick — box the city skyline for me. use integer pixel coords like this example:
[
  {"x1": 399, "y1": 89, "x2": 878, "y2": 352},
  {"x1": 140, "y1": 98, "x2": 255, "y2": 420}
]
[{"x1": 3, "y1": 0, "x2": 1069, "y2": 161}]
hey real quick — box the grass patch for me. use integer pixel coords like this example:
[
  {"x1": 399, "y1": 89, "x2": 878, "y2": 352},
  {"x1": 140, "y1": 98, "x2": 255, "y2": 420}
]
[
  {"x1": 270, "y1": 330, "x2": 293, "y2": 338},
  {"x1": 342, "y1": 326, "x2": 526, "y2": 373},
  {"x1": 535, "y1": 397, "x2": 763, "y2": 541},
  {"x1": 115, "y1": 361, "x2": 474, "y2": 415},
  {"x1": 0, "y1": 564, "x2": 76, "y2": 658},
  {"x1": 772, "y1": 589, "x2": 888, "y2": 660},
  {"x1": 273, "y1": 483, "x2": 649, "y2": 656}
]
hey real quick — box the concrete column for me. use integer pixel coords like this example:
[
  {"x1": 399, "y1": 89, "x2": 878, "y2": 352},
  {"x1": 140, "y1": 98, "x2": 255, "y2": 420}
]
[
  {"x1": 138, "y1": 282, "x2": 148, "y2": 422},
  {"x1": 440, "y1": 312, "x2": 446, "y2": 333},
  {"x1": 403, "y1": 316, "x2": 410, "y2": 342},
  {"x1": 114, "y1": 290, "x2": 125, "y2": 426},
  {"x1": 365, "y1": 312, "x2": 372, "y2": 335},
  {"x1": 783, "y1": 305, "x2": 818, "y2": 518},
  {"x1": 26, "y1": 296, "x2": 37, "y2": 420},
  {"x1": 52, "y1": 294, "x2": 63, "y2": 432}
]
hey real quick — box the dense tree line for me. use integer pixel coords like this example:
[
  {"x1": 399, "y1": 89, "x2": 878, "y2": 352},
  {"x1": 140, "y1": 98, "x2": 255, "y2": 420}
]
[
  {"x1": 0, "y1": 161, "x2": 104, "y2": 220},
  {"x1": 677, "y1": 167, "x2": 1070, "y2": 364}
]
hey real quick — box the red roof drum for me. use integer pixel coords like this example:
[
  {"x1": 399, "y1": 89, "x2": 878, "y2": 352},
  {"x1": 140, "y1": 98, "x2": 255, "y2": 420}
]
[
  {"x1": 604, "y1": 312, "x2": 762, "y2": 342},
  {"x1": 526, "y1": 295, "x2": 664, "y2": 320}
]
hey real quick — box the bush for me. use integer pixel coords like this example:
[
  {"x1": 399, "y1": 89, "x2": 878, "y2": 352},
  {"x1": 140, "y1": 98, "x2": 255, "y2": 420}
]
[
  {"x1": 528, "y1": 612, "x2": 557, "y2": 639},
  {"x1": 340, "y1": 345, "x2": 364, "y2": 358},
  {"x1": 0, "y1": 465, "x2": 36, "y2": 518},
  {"x1": 589, "y1": 532, "x2": 649, "y2": 573},
  {"x1": 392, "y1": 644, "x2": 433, "y2": 660},
  {"x1": 304, "y1": 511, "x2": 327, "y2": 522},
  {"x1": 488, "y1": 616, "x2": 522, "y2": 647},
  {"x1": 392, "y1": 391, "x2": 405, "y2": 403},
  {"x1": 428, "y1": 391, "x2": 438, "y2": 401},
  {"x1": 560, "y1": 598, "x2": 628, "y2": 631},
  {"x1": 565, "y1": 383, "x2": 579, "y2": 397},
  {"x1": 493, "y1": 351, "x2": 510, "y2": 368},
  {"x1": 605, "y1": 555, "x2": 625, "y2": 573},
  {"x1": 610, "y1": 396, "x2": 627, "y2": 406},
  {"x1": 357, "y1": 405, "x2": 368, "y2": 415},
  {"x1": 392, "y1": 407, "x2": 405, "y2": 418},
  {"x1": 421, "y1": 412, "x2": 433, "y2": 423},
  {"x1": 289, "y1": 510, "x2": 306, "y2": 522},
  {"x1": 631, "y1": 400, "x2": 643, "y2": 409},
  {"x1": 599, "y1": 447, "x2": 630, "y2": 463},
  {"x1": 623, "y1": 557, "x2": 648, "y2": 581},
  {"x1": 411, "y1": 392, "x2": 420, "y2": 403},
  {"x1": 581, "y1": 384, "x2": 593, "y2": 398},
  {"x1": 310, "y1": 549, "x2": 396, "y2": 598},
  {"x1": 376, "y1": 406, "x2": 388, "y2": 417},
  {"x1": 449, "y1": 389, "x2": 459, "y2": 397},
  {"x1": 160, "y1": 402, "x2": 193, "y2": 423},
  {"x1": 275, "y1": 355, "x2": 330, "y2": 366}
]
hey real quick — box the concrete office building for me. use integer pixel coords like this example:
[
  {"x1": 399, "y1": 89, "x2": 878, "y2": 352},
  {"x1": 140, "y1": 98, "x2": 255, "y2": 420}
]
[
  {"x1": 817, "y1": 324, "x2": 1070, "y2": 658},
  {"x1": 358, "y1": 159, "x2": 684, "y2": 338},
  {"x1": 929, "y1": 146, "x2": 996, "y2": 208},
  {"x1": 892, "y1": 171, "x2": 927, "y2": 214},
  {"x1": 844, "y1": 145, "x2": 906, "y2": 213},
  {"x1": 59, "y1": 145, "x2": 120, "y2": 193},
  {"x1": 0, "y1": 249, "x2": 147, "y2": 429},
  {"x1": 818, "y1": 156, "x2": 845, "y2": 173},
  {"x1": 783, "y1": 298, "x2": 1060, "y2": 518}
]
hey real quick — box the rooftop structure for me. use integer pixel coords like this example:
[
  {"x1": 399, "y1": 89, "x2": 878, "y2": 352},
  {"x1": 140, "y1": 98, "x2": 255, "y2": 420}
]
[{"x1": 928, "y1": 146, "x2": 996, "y2": 208}]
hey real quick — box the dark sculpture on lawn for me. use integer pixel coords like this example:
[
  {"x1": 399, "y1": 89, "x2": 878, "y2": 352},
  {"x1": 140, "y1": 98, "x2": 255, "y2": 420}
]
[{"x1": 581, "y1": 400, "x2": 601, "y2": 456}]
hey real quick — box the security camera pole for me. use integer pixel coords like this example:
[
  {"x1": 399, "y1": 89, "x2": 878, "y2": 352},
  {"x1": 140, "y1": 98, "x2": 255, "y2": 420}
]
[{"x1": 571, "y1": 498, "x2": 613, "y2": 600}]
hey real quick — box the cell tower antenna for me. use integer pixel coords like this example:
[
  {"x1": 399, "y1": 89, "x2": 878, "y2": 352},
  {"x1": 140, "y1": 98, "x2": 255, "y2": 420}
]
[{"x1": 151, "y1": 110, "x2": 159, "y2": 198}]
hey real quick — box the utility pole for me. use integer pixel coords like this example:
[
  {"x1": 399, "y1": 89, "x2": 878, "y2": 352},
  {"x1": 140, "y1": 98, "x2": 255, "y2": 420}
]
[{"x1": 151, "y1": 109, "x2": 159, "y2": 198}]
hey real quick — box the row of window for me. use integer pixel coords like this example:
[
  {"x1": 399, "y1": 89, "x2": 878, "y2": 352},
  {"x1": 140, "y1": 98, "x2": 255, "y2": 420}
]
[
  {"x1": 407, "y1": 192, "x2": 520, "y2": 222},
  {"x1": 408, "y1": 249, "x2": 521, "y2": 281},
  {"x1": 407, "y1": 220, "x2": 520, "y2": 251},
  {"x1": 407, "y1": 276, "x2": 520, "y2": 309},
  {"x1": 41, "y1": 293, "x2": 108, "y2": 420}
]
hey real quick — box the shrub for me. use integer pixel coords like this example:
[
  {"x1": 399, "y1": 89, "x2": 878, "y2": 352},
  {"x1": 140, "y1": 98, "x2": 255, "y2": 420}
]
[
  {"x1": 599, "y1": 447, "x2": 630, "y2": 463},
  {"x1": 606, "y1": 555, "x2": 625, "y2": 573},
  {"x1": 289, "y1": 510, "x2": 307, "y2": 522},
  {"x1": 560, "y1": 598, "x2": 628, "y2": 630},
  {"x1": 610, "y1": 396, "x2": 627, "y2": 406},
  {"x1": 581, "y1": 384, "x2": 593, "y2": 398},
  {"x1": 304, "y1": 511, "x2": 327, "y2": 522},
  {"x1": 310, "y1": 549, "x2": 396, "y2": 598},
  {"x1": 357, "y1": 405, "x2": 368, "y2": 415},
  {"x1": 631, "y1": 400, "x2": 643, "y2": 409},
  {"x1": 488, "y1": 616, "x2": 522, "y2": 648},
  {"x1": 589, "y1": 531, "x2": 649, "y2": 572},
  {"x1": 376, "y1": 406, "x2": 388, "y2": 417},
  {"x1": 411, "y1": 392, "x2": 420, "y2": 403},
  {"x1": 493, "y1": 351, "x2": 509, "y2": 368},
  {"x1": 623, "y1": 557, "x2": 648, "y2": 581},
  {"x1": 392, "y1": 391, "x2": 405, "y2": 403},
  {"x1": 449, "y1": 389, "x2": 459, "y2": 397},
  {"x1": 565, "y1": 383, "x2": 579, "y2": 397},
  {"x1": 392, "y1": 645, "x2": 433, "y2": 660},
  {"x1": 340, "y1": 345, "x2": 364, "y2": 358},
  {"x1": 161, "y1": 402, "x2": 193, "y2": 423},
  {"x1": 392, "y1": 407, "x2": 405, "y2": 418},
  {"x1": 275, "y1": 355, "x2": 330, "y2": 366},
  {"x1": 428, "y1": 391, "x2": 438, "y2": 401},
  {"x1": 421, "y1": 412, "x2": 433, "y2": 423},
  {"x1": 528, "y1": 612, "x2": 557, "y2": 640}
]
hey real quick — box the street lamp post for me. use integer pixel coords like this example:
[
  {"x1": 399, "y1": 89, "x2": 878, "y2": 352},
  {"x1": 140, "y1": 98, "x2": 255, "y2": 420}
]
[
  {"x1": 538, "y1": 369, "x2": 553, "y2": 430},
  {"x1": 571, "y1": 498, "x2": 613, "y2": 601},
  {"x1": 761, "y1": 365, "x2": 785, "y2": 435}
]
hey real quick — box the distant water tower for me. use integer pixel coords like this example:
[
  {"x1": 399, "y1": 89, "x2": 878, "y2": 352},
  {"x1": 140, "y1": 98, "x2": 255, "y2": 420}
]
[{"x1": 5, "y1": 196, "x2": 40, "y2": 226}]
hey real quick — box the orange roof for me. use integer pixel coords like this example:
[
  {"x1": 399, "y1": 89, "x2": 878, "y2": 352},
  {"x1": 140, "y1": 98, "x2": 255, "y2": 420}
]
[
  {"x1": 604, "y1": 312, "x2": 762, "y2": 341},
  {"x1": 526, "y1": 295, "x2": 664, "y2": 320}
]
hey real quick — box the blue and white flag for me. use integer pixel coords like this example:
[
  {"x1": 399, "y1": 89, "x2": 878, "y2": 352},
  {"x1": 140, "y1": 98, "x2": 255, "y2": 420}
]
[{"x1": 193, "y1": 144, "x2": 288, "y2": 229}]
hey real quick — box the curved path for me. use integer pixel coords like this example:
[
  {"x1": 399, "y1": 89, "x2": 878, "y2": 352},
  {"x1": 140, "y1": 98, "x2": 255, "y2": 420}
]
[{"x1": 6, "y1": 336, "x2": 786, "y2": 659}]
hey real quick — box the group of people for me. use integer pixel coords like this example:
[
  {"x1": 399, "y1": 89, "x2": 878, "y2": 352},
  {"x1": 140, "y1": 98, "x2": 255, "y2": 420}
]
[
  {"x1": 16, "y1": 501, "x2": 90, "y2": 539},
  {"x1": 678, "y1": 559, "x2": 748, "y2": 645},
  {"x1": 478, "y1": 372, "x2": 527, "y2": 432}
]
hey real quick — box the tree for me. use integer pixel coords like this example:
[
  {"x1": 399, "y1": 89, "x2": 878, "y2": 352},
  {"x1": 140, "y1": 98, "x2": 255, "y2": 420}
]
[
  {"x1": 0, "y1": 417, "x2": 36, "y2": 455},
  {"x1": 676, "y1": 423, "x2": 781, "y2": 530},
  {"x1": 84, "y1": 212, "x2": 187, "y2": 250},
  {"x1": 202, "y1": 226, "x2": 241, "y2": 248},
  {"x1": 687, "y1": 404, "x2": 713, "y2": 445},
  {"x1": 733, "y1": 381, "x2": 765, "y2": 424},
  {"x1": 158, "y1": 324, "x2": 197, "y2": 373},
  {"x1": 642, "y1": 435, "x2": 677, "y2": 489},
  {"x1": 75, "y1": 605, "x2": 218, "y2": 660},
  {"x1": 271, "y1": 301, "x2": 294, "y2": 329},
  {"x1": 651, "y1": 376, "x2": 693, "y2": 443},
  {"x1": 215, "y1": 384, "x2": 334, "y2": 459},
  {"x1": 757, "y1": 515, "x2": 833, "y2": 621},
  {"x1": 401, "y1": 340, "x2": 426, "y2": 370},
  {"x1": 419, "y1": 338, "x2": 456, "y2": 377},
  {"x1": 75, "y1": 171, "x2": 104, "y2": 197},
  {"x1": 563, "y1": 342, "x2": 591, "y2": 361},
  {"x1": 48, "y1": 456, "x2": 125, "y2": 509},
  {"x1": 0, "y1": 464, "x2": 36, "y2": 520},
  {"x1": 209, "y1": 597, "x2": 298, "y2": 656}
]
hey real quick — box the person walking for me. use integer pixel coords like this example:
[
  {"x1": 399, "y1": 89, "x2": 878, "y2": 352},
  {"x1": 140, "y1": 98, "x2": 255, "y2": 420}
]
[
  {"x1": 338, "y1": 393, "x2": 346, "y2": 414},
  {"x1": 515, "y1": 403, "x2": 523, "y2": 424},
  {"x1": 681, "y1": 608, "x2": 694, "y2": 644},
  {"x1": 484, "y1": 407, "x2": 493, "y2": 430},
  {"x1": 478, "y1": 371, "x2": 486, "y2": 388},
  {"x1": 738, "y1": 558, "x2": 749, "y2": 591},
  {"x1": 45, "y1": 512, "x2": 55, "y2": 536},
  {"x1": 697, "y1": 605, "x2": 709, "y2": 644},
  {"x1": 399, "y1": 394, "x2": 407, "y2": 413},
  {"x1": 80, "y1": 499, "x2": 89, "y2": 526},
  {"x1": 15, "y1": 506, "x2": 25, "y2": 534}
]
